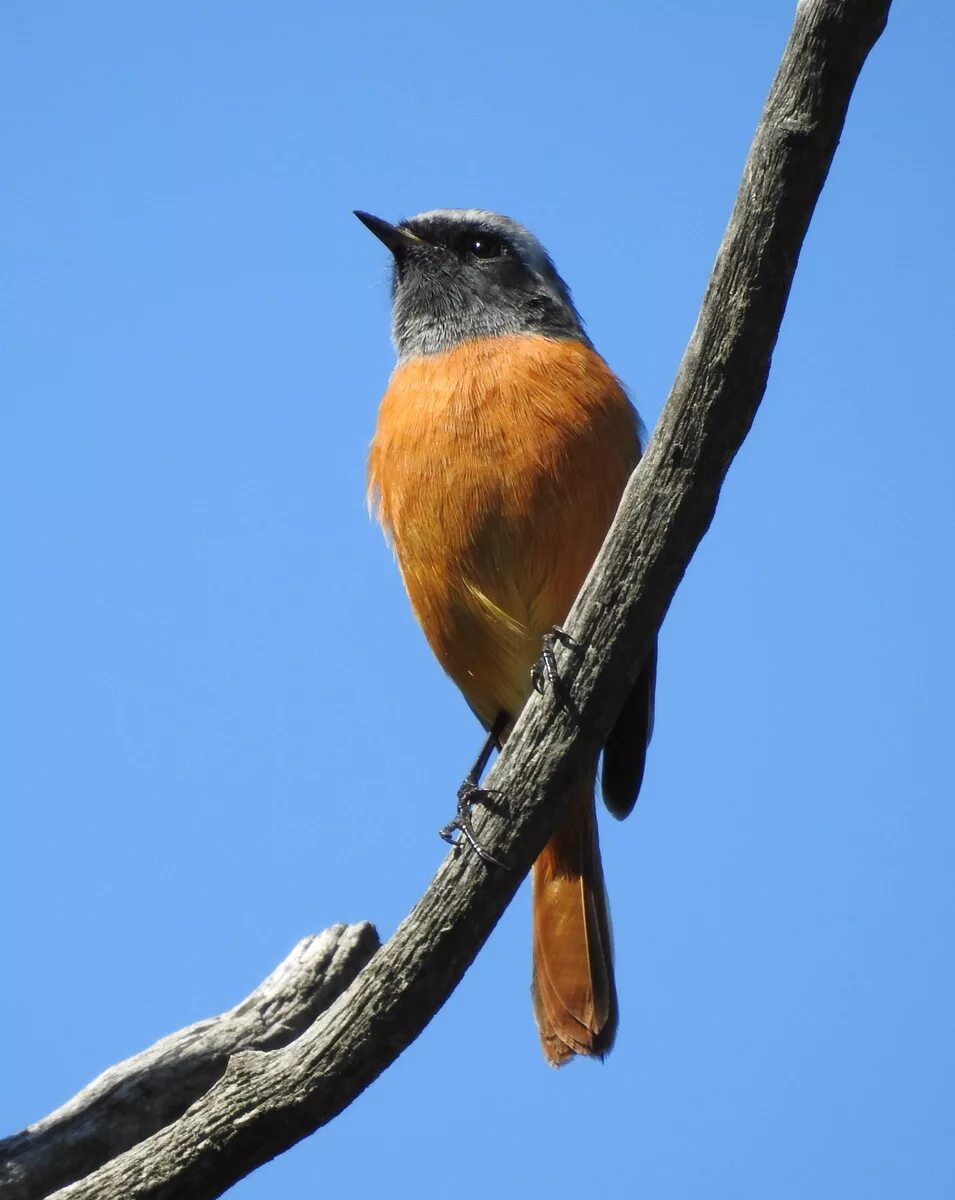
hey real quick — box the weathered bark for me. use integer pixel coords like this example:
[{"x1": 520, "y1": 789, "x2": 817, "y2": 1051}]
[
  {"x1": 0, "y1": 925, "x2": 380, "y2": 1199},
  {"x1": 0, "y1": 1, "x2": 892, "y2": 1196}
]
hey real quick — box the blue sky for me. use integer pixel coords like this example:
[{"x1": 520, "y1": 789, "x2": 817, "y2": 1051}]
[{"x1": 3, "y1": 3, "x2": 953, "y2": 1197}]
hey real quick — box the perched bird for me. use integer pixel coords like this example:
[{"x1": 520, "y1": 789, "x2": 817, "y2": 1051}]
[{"x1": 358, "y1": 208, "x2": 656, "y2": 1066}]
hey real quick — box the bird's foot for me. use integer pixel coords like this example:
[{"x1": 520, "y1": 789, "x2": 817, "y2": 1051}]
[
  {"x1": 439, "y1": 779, "x2": 508, "y2": 869},
  {"x1": 530, "y1": 626, "x2": 584, "y2": 710}
]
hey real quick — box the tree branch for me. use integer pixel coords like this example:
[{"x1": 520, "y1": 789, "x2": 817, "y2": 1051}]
[
  {"x1": 1, "y1": 2, "x2": 891, "y2": 1196},
  {"x1": 0, "y1": 924, "x2": 380, "y2": 1200}
]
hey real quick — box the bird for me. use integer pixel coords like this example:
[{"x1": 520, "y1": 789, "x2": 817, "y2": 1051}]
[{"x1": 357, "y1": 207, "x2": 656, "y2": 1066}]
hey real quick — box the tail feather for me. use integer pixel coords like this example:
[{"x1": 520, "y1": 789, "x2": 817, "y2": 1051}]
[
  {"x1": 601, "y1": 640, "x2": 657, "y2": 819},
  {"x1": 531, "y1": 783, "x2": 617, "y2": 1066}
]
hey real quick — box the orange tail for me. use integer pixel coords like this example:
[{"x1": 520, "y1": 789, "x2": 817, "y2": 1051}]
[{"x1": 531, "y1": 781, "x2": 617, "y2": 1066}]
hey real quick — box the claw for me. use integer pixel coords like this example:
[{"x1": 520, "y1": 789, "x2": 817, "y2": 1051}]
[
  {"x1": 439, "y1": 782, "x2": 508, "y2": 869},
  {"x1": 438, "y1": 712, "x2": 510, "y2": 868},
  {"x1": 530, "y1": 626, "x2": 583, "y2": 711},
  {"x1": 551, "y1": 626, "x2": 584, "y2": 653}
]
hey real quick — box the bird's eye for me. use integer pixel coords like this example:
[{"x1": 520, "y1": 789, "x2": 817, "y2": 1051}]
[{"x1": 466, "y1": 235, "x2": 505, "y2": 259}]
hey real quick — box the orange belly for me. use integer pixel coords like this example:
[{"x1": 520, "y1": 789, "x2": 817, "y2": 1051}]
[{"x1": 369, "y1": 334, "x2": 639, "y2": 725}]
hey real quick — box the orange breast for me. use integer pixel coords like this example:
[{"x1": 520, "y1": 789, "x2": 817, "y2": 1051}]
[{"x1": 369, "y1": 334, "x2": 639, "y2": 725}]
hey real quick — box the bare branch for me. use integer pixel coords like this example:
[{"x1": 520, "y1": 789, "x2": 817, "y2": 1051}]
[
  {"x1": 0, "y1": 924, "x2": 379, "y2": 1200},
  {"x1": 1, "y1": 2, "x2": 891, "y2": 1196}
]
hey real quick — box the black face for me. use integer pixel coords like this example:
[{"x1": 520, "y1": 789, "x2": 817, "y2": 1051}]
[
  {"x1": 356, "y1": 208, "x2": 590, "y2": 360},
  {"x1": 392, "y1": 216, "x2": 533, "y2": 302},
  {"x1": 400, "y1": 215, "x2": 511, "y2": 264}
]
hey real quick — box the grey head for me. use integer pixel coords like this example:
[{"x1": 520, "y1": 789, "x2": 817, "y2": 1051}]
[{"x1": 355, "y1": 208, "x2": 592, "y2": 361}]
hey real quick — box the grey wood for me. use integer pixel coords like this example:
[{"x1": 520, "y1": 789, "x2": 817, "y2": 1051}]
[{"x1": 0, "y1": 924, "x2": 379, "y2": 1199}]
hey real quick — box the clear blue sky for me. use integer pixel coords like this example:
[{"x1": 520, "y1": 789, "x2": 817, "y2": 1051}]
[{"x1": 3, "y1": 3, "x2": 953, "y2": 1197}]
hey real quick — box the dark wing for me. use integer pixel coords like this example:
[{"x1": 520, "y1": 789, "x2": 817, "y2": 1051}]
[{"x1": 600, "y1": 640, "x2": 657, "y2": 819}]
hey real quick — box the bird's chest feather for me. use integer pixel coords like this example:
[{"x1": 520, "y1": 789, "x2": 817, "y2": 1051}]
[{"x1": 368, "y1": 334, "x2": 638, "y2": 710}]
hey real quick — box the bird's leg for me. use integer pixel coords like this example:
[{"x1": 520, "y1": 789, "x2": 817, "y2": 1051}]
[
  {"x1": 440, "y1": 710, "x2": 509, "y2": 868},
  {"x1": 530, "y1": 626, "x2": 584, "y2": 710}
]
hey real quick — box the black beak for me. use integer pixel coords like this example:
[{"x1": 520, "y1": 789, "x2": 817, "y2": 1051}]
[{"x1": 354, "y1": 210, "x2": 422, "y2": 256}]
